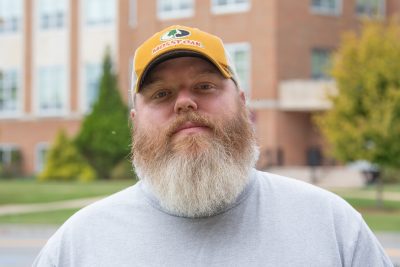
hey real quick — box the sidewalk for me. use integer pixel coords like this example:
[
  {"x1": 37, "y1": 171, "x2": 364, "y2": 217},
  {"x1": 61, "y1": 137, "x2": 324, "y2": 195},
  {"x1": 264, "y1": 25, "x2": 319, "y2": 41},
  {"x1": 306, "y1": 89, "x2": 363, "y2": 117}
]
[{"x1": 0, "y1": 197, "x2": 103, "y2": 216}]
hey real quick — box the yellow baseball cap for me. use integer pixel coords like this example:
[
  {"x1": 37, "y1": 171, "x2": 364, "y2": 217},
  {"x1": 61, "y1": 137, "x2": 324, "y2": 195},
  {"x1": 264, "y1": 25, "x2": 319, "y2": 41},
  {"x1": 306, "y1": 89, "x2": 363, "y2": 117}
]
[{"x1": 132, "y1": 25, "x2": 238, "y2": 93}]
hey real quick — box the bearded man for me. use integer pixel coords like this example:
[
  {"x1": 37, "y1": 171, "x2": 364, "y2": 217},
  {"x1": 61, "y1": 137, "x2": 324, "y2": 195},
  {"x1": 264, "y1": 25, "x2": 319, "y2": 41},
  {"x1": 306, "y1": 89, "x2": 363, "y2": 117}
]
[{"x1": 34, "y1": 25, "x2": 392, "y2": 267}]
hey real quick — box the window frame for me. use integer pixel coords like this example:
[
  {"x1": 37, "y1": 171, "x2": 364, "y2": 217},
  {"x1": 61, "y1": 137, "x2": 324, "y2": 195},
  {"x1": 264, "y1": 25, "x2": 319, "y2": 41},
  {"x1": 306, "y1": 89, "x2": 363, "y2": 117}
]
[
  {"x1": 37, "y1": 0, "x2": 67, "y2": 30},
  {"x1": 157, "y1": 0, "x2": 194, "y2": 20},
  {"x1": 84, "y1": 0, "x2": 116, "y2": 27},
  {"x1": 224, "y1": 42, "x2": 252, "y2": 97},
  {"x1": 310, "y1": 0, "x2": 342, "y2": 16},
  {"x1": 0, "y1": 68, "x2": 21, "y2": 117},
  {"x1": 311, "y1": 48, "x2": 332, "y2": 80},
  {"x1": 83, "y1": 63, "x2": 102, "y2": 113},
  {"x1": 129, "y1": 0, "x2": 137, "y2": 28},
  {"x1": 0, "y1": 0, "x2": 23, "y2": 34},
  {"x1": 0, "y1": 144, "x2": 19, "y2": 165},
  {"x1": 355, "y1": 0, "x2": 385, "y2": 18},
  {"x1": 35, "y1": 142, "x2": 49, "y2": 173},
  {"x1": 211, "y1": 0, "x2": 251, "y2": 15},
  {"x1": 35, "y1": 66, "x2": 67, "y2": 116}
]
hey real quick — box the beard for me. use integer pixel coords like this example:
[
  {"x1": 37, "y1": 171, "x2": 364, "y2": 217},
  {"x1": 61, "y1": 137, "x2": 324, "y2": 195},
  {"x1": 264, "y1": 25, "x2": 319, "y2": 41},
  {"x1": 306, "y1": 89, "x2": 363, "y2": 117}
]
[{"x1": 132, "y1": 100, "x2": 258, "y2": 217}]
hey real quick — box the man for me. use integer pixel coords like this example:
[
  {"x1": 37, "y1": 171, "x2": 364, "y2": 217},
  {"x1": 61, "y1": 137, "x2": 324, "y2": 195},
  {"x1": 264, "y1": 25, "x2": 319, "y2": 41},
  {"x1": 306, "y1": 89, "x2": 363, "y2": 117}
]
[{"x1": 34, "y1": 25, "x2": 392, "y2": 266}]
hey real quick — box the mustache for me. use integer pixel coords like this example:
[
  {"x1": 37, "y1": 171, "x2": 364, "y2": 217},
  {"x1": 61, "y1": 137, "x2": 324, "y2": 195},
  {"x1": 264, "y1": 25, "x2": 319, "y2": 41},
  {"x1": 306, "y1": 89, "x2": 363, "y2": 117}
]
[{"x1": 166, "y1": 112, "x2": 216, "y2": 137}]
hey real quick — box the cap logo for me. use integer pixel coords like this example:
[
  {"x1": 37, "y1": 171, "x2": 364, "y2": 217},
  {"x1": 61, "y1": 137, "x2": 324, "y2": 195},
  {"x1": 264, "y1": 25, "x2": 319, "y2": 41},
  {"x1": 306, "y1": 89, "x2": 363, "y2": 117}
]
[{"x1": 160, "y1": 29, "x2": 191, "y2": 41}]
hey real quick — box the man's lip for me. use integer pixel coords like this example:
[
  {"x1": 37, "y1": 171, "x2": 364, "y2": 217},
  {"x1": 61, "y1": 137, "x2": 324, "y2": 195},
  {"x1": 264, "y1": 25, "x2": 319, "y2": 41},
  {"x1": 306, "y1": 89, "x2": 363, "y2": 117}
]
[{"x1": 173, "y1": 122, "x2": 209, "y2": 134}]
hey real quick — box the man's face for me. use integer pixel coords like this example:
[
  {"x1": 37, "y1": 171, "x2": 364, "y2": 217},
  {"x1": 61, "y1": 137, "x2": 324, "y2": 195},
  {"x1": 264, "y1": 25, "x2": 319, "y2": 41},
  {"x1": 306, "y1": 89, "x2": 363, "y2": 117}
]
[
  {"x1": 132, "y1": 57, "x2": 245, "y2": 146},
  {"x1": 131, "y1": 57, "x2": 258, "y2": 217}
]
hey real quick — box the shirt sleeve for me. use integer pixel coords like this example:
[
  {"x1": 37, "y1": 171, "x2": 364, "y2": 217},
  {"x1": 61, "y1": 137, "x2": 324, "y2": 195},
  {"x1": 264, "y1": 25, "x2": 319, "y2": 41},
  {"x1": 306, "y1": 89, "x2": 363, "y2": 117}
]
[
  {"x1": 32, "y1": 244, "x2": 56, "y2": 267},
  {"x1": 350, "y1": 218, "x2": 393, "y2": 267}
]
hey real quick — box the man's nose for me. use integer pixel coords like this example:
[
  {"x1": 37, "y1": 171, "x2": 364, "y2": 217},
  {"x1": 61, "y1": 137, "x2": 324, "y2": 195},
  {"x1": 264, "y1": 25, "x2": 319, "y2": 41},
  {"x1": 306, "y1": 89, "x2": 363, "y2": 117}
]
[{"x1": 174, "y1": 89, "x2": 198, "y2": 114}]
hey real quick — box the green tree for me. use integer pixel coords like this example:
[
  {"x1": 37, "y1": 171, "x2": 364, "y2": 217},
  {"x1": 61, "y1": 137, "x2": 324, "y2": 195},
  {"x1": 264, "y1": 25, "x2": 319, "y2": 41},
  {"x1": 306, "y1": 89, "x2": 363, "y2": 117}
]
[
  {"x1": 38, "y1": 130, "x2": 96, "y2": 182},
  {"x1": 75, "y1": 50, "x2": 131, "y2": 179},
  {"x1": 316, "y1": 19, "x2": 400, "y2": 205}
]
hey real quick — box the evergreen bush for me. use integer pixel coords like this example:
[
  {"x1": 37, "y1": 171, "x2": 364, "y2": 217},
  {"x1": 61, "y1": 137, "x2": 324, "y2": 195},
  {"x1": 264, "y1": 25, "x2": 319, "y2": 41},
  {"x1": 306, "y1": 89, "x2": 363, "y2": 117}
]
[
  {"x1": 75, "y1": 49, "x2": 131, "y2": 179},
  {"x1": 38, "y1": 130, "x2": 96, "y2": 182}
]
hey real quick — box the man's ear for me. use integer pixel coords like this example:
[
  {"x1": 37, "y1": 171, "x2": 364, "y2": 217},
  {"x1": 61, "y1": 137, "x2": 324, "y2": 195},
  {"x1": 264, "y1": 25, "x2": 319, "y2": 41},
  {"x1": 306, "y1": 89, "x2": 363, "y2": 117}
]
[
  {"x1": 239, "y1": 90, "x2": 246, "y2": 104},
  {"x1": 130, "y1": 109, "x2": 136, "y2": 119}
]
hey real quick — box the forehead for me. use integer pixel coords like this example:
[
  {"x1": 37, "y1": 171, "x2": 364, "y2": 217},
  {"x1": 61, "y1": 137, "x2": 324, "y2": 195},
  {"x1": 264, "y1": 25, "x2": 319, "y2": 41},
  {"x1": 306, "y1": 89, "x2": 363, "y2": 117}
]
[{"x1": 142, "y1": 57, "x2": 222, "y2": 84}]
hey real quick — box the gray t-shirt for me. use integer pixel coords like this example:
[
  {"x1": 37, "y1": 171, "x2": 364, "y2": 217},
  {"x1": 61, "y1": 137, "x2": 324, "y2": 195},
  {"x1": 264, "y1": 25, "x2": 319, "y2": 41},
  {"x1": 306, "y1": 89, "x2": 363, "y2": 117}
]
[{"x1": 33, "y1": 169, "x2": 392, "y2": 266}]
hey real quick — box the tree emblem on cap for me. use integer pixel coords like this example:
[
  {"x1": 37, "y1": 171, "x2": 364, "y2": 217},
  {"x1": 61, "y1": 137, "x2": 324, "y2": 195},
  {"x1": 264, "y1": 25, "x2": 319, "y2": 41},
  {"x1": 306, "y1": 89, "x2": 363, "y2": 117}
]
[{"x1": 160, "y1": 29, "x2": 191, "y2": 41}]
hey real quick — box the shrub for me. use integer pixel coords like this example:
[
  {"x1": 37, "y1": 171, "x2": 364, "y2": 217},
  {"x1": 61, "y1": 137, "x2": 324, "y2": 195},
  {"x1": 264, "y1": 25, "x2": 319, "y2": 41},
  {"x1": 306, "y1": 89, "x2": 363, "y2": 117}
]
[
  {"x1": 75, "y1": 49, "x2": 131, "y2": 179},
  {"x1": 38, "y1": 130, "x2": 96, "y2": 182},
  {"x1": 110, "y1": 159, "x2": 138, "y2": 180}
]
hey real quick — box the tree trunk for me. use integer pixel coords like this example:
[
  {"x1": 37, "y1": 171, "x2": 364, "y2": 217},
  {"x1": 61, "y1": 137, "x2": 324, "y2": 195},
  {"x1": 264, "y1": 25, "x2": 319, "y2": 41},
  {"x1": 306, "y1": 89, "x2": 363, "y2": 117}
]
[{"x1": 376, "y1": 173, "x2": 384, "y2": 209}]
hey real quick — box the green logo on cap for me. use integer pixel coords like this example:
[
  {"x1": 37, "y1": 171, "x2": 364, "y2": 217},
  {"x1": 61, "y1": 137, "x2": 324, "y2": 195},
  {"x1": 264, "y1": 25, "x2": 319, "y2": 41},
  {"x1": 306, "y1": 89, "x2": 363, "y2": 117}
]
[{"x1": 160, "y1": 29, "x2": 191, "y2": 41}]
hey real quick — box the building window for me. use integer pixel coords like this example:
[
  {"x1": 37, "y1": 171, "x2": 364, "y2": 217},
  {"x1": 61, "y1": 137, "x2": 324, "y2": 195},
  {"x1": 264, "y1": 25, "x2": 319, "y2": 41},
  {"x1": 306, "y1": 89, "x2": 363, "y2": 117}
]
[
  {"x1": 0, "y1": 145, "x2": 22, "y2": 177},
  {"x1": 225, "y1": 43, "x2": 251, "y2": 96},
  {"x1": 157, "y1": 0, "x2": 194, "y2": 20},
  {"x1": 35, "y1": 143, "x2": 48, "y2": 173},
  {"x1": 37, "y1": 66, "x2": 66, "y2": 115},
  {"x1": 38, "y1": 0, "x2": 66, "y2": 30},
  {"x1": 211, "y1": 0, "x2": 250, "y2": 14},
  {"x1": 311, "y1": 49, "x2": 332, "y2": 80},
  {"x1": 356, "y1": 0, "x2": 385, "y2": 17},
  {"x1": 84, "y1": 0, "x2": 115, "y2": 26},
  {"x1": 0, "y1": 0, "x2": 22, "y2": 34},
  {"x1": 0, "y1": 69, "x2": 19, "y2": 116},
  {"x1": 311, "y1": 0, "x2": 341, "y2": 15},
  {"x1": 84, "y1": 63, "x2": 102, "y2": 112}
]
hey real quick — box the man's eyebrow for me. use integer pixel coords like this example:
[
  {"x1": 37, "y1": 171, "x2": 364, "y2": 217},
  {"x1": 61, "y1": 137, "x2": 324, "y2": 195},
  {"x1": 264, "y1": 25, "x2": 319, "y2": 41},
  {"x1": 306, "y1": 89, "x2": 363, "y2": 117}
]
[
  {"x1": 140, "y1": 79, "x2": 164, "y2": 94},
  {"x1": 141, "y1": 76, "x2": 163, "y2": 90},
  {"x1": 196, "y1": 67, "x2": 221, "y2": 76}
]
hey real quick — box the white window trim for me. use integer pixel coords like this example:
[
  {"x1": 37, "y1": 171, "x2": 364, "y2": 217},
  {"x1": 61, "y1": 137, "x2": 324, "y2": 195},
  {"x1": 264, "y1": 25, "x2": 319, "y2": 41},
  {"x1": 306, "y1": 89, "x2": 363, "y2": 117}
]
[
  {"x1": 83, "y1": 0, "x2": 116, "y2": 28},
  {"x1": 225, "y1": 42, "x2": 252, "y2": 98},
  {"x1": 211, "y1": 0, "x2": 251, "y2": 15},
  {"x1": 0, "y1": 68, "x2": 23, "y2": 118},
  {"x1": 129, "y1": 0, "x2": 137, "y2": 28},
  {"x1": 311, "y1": 48, "x2": 333, "y2": 80},
  {"x1": 37, "y1": 0, "x2": 67, "y2": 31},
  {"x1": 0, "y1": 144, "x2": 19, "y2": 165},
  {"x1": 356, "y1": 0, "x2": 386, "y2": 18},
  {"x1": 81, "y1": 62, "x2": 102, "y2": 113},
  {"x1": 77, "y1": 0, "x2": 119, "y2": 116},
  {"x1": 32, "y1": 0, "x2": 71, "y2": 118},
  {"x1": 310, "y1": 0, "x2": 342, "y2": 16},
  {"x1": 0, "y1": 0, "x2": 23, "y2": 35},
  {"x1": 157, "y1": 0, "x2": 194, "y2": 20},
  {"x1": 34, "y1": 66, "x2": 68, "y2": 117},
  {"x1": 35, "y1": 142, "x2": 49, "y2": 173}
]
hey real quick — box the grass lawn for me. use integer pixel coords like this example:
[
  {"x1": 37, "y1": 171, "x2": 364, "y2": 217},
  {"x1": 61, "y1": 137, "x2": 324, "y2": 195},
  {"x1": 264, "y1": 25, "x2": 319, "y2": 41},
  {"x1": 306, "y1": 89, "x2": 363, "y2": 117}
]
[
  {"x1": 362, "y1": 212, "x2": 400, "y2": 232},
  {"x1": 0, "y1": 179, "x2": 135, "y2": 205},
  {"x1": 0, "y1": 208, "x2": 80, "y2": 225},
  {"x1": 365, "y1": 184, "x2": 400, "y2": 193},
  {"x1": 340, "y1": 197, "x2": 400, "y2": 232}
]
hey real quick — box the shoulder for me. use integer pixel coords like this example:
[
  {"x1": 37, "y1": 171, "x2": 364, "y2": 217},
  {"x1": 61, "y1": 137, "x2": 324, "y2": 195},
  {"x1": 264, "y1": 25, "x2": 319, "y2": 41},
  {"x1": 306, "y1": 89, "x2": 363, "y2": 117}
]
[
  {"x1": 252, "y1": 169, "x2": 362, "y2": 224},
  {"x1": 33, "y1": 182, "x2": 145, "y2": 265},
  {"x1": 44, "y1": 183, "x2": 144, "y2": 244}
]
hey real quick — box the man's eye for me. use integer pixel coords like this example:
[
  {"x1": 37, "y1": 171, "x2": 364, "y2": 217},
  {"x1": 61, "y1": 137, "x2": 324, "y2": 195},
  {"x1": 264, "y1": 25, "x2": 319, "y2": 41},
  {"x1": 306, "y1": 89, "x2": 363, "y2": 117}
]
[
  {"x1": 196, "y1": 83, "x2": 214, "y2": 90},
  {"x1": 152, "y1": 90, "x2": 170, "y2": 99}
]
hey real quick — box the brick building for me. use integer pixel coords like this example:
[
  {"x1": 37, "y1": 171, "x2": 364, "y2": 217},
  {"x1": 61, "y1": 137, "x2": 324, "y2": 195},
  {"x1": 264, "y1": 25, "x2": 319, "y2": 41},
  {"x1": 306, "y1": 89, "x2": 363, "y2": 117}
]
[{"x1": 1, "y1": 0, "x2": 399, "y2": 175}]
